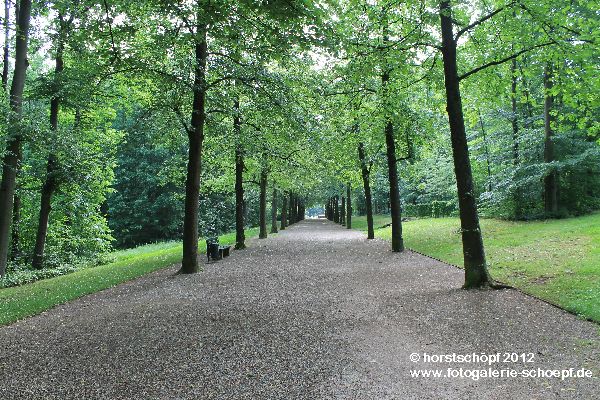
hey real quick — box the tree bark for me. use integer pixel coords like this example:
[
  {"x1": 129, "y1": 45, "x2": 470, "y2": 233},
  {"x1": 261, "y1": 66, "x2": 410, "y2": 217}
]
[
  {"x1": 270, "y1": 188, "x2": 278, "y2": 233},
  {"x1": 477, "y1": 110, "x2": 492, "y2": 193},
  {"x1": 234, "y1": 99, "x2": 245, "y2": 249},
  {"x1": 1, "y1": 0, "x2": 9, "y2": 89},
  {"x1": 346, "y1": 183, "x2": 352, "y2": 229},
  {"x1": 340, "y1": 196, "x2": 346, "y2": 226},
  {"x1": 510, "y1": 59, "x2": 519, "y2": 164},
  {"x1": 333, "y1": 196, "x2": 339, "y2": 223},
  {"x1": 384, "y1": 118, "x2": 404, "y2": 252},
  {"x1": 180, "y1": 24, "x2": 207, "y2": 274},
  {"x1": 511, "y1": 58, "x2": 521, "y2": 219},
  {"x1": 289, "y1": 192, "x2": 295, "y2": 225},
  {"x1": 32, "y1": 15, "x2": 66, "y2": 269},
  {"x1": 32, "y1": 156, "x2": 57, "y2": 269},
  {"x1": 382, "y1": 69, "x2": 404, "y2": 252},
  {"x1": 10, "y1": 186, "x2": 20, "y2": 260},
  {"x1": 0, "y1": 0, "x2": 32, "y2": 277},
  {"x1": 358, "y1": 142, "x2": 374, "y2": 239},
  {"x1": 440, "y1": 0, "x2": 490, "y2": 288},
  {"x1": 543, "y1": 63, "x2": 558, "y2": 216},
  {"x1": 380, "y1": 16, "x2": 404, "y2": 252},
  {"x1": 330, "y1": 197, "x2": 334, "y2": 221},
  {"x1": 280, "y1": 192, "x2": 287, "y2": 230},
  {"x1": 293, "y1": 194, "x2": 299, "y2": 223},
  {"x1": 258, "y1": 167, "x2": 267, "y2": 239}
]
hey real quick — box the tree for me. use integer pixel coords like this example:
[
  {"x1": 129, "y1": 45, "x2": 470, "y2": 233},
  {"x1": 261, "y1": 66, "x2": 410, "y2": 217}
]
[
  {"x1": 270, "y1": 187, "x2": 278, "y2": 234},
  {"x1": 346, "y1": 183, "x2": 352, "y2": 229},
  {"x1": 358, "y1": 141, "x2": 374, "y2": 238},
  {"x1": 180, "y1": 14, "x2": 208, "y2": 273},
  {"x1": 280, "y1": 192, "x2": 287, "y2": 230},
  {"x1": 0, "y1": 0, "x2": 32, "y2": 277},
  {"x1": 438, "y1": 0, "x2": 492, "y2": 287},
  {"x1": 32, "y1": 12, "x2": 69, "y2": 269},
  {"x1": 1, "y1": 0, "x2": 9, "y2": 89},
  {"x1": 543, "y1": 63, "x2": 558, "y2": 215},
  {"x1": 258, "y1": 164, "x2": 268, "y2": 239}
]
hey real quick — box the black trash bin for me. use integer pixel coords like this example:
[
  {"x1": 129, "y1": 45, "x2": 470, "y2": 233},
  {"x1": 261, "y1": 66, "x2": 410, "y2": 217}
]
[{"x1": 206, "y1": 238, "x2": 221, "y2": 261}]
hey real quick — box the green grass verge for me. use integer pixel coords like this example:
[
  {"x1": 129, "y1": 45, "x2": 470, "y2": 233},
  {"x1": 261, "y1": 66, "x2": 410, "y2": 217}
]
[
  {"x1": 0, "y1": 228, "x2": 259, "y2": 326},
  {"x1": 352, "y1": 213, "x2": 600, "y2": 323},
  {"x1": 350, "y1": 214, "x2": 394, "y2": 231}
]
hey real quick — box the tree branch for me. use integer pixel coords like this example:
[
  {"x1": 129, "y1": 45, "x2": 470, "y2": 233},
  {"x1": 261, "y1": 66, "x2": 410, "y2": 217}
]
[
  {"x1": 102, "y1": 0, "x2": 119, "y2": 62},
  {"x1": 322, "y1": 87, "x2": 376, "y2": 97},
  {"x1": 207, "y1": 75, "x2": 237, "y2": 89},
  {"x1": 413, "y1": 42, "x2": 442, "y2": 51},
  {"x1": 401, "y1": 54, "x2": 438, "y2": 89},
  {"x1": 455, "y1": 2, "x2": 515, "y2": 41},
  {"x1": 459, "y1": 41, "x2": 555, "y2": 81},
  {"x1": 173, "y1": 106, "x2": 192, "y2": 134}
]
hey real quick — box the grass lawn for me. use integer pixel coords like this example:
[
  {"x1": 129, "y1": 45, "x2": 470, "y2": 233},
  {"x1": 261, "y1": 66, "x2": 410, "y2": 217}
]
[
  {"x1": 0, "y1": 228, "x2": 259, "y2": 326},
  {"x1": 352, "y1": 213, "x2": 600, "y2": 323},
  {"x1": 350, "y1": 214, "x2": 394, "y2": 231}
]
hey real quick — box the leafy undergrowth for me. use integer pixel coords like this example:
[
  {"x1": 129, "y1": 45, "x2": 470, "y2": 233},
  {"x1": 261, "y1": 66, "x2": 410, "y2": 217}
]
[
  {"x1": 0, "y1": 228, "x2": 258, "y2": 326},
  {"x1": 352, "y1": 213, "x2": 600, "y2": 323}
]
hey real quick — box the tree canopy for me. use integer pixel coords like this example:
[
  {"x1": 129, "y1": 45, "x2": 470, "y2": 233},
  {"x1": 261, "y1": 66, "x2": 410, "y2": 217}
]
[{"x1": 0, "y1": 0, "x2": 598, "y2": 287}]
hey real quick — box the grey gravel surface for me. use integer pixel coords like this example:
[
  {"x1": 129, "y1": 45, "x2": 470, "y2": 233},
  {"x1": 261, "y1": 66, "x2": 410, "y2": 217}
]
[{"x1": 0, "y1": 219, "x2": 598, "y2": 399}]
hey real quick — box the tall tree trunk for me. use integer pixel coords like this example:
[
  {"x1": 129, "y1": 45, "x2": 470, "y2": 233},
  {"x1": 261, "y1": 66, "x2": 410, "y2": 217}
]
[
  {"x1": 258, "y1": 167, "x2": 267, "y2": 239},
  {"x1": 288, "y1": 193, "x2": 295, "y2": 225},
  {"x1": 270, "y1": 187, "x2": 278, "y2": 233},
  {"x1": 1, "y1": 0, "x2": 9, "y2": 89},
  {"x1": 384, "y1": 116, "x2": 404, "y2": 252},
  {"x1": 32, "y1": 15, "x2": 65, "y2": 269},
  {"x1": 543, "y1": 64, "x2": 558, "y2": 216},
  {"x1": 511, "y1": 58, "x2": 521, "y2": 219},
  {"x1": 477, "y1": 109, "x2": 492, "y2": 193},
  {"x1": 180, "y1": 25, "x2": 207, "y2": 274},
  {"x1": 0, "y1": 0, "x2": 32, "y2": 277},
  {"x1": 510, "y1": 59, "x2": 519, "y2": 164},
  {"x1": 333, "y1": 196, "x2": 339, "y2": 223},
  {"x1": 32, "y1": 157, "x2": 57, "y2": 269},
  {"x1": 234, "y1": 100, "x2": 245, "y2": 249},
  {"x1": 380, "y1": 18, "x2": 404, "y2": 252},
  {"x1": 358, "y1": 142, "x2": 374, "y2": 239},
  {"x1": 346, "y1": 183, "x2": 352, "y2": 229},
  {"x1": 330, "y1": 197, "x2": 334, "y2": 221},
  {"x1": 440, "y1": 0, "x2": 490, "y2": 288},
  {"x1": 340, "y1": 196, "x2": 346, "y2": 226},
  {"x1": 293, "y1": 194, "x2": 298, "y2": 223},
  {"x1": 10, "y1": 185, "x2": 20, "y2": 260},
  {"x1": 280, "y1": 192, "x2": 287, "y2": 230}
]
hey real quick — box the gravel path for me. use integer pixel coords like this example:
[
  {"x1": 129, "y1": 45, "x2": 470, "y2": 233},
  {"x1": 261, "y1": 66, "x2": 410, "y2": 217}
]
[{"x1": 0, "y1": 219, "x2": 598, "y2": 399}]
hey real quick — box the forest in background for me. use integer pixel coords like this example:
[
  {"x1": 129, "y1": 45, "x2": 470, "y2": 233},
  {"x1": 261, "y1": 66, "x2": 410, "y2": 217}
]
[{"x1": 0, "y1": 0, "x2": 598, "y2": 288}]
